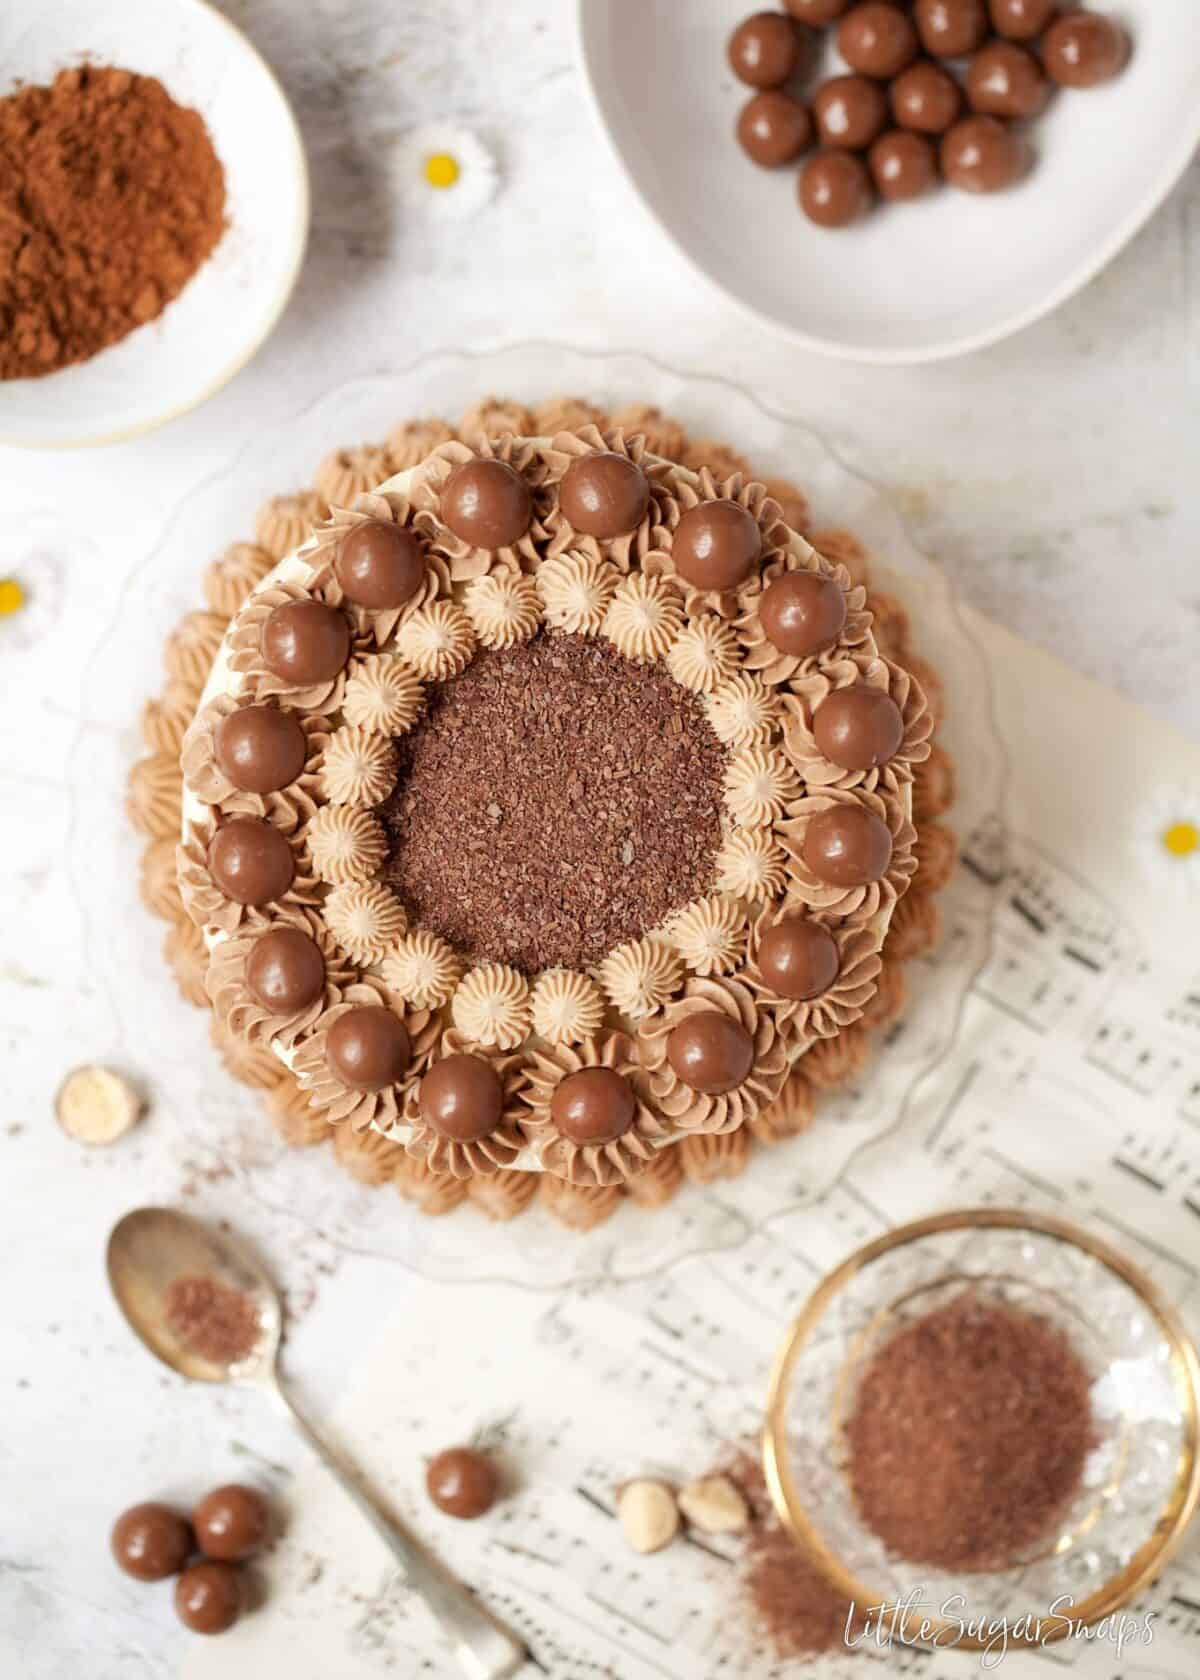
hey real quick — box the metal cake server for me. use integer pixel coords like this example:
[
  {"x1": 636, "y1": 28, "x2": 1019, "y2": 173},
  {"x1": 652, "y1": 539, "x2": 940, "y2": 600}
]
[{"x1": 107, "y1": 1205, "x2": 526, "y2": 1680}]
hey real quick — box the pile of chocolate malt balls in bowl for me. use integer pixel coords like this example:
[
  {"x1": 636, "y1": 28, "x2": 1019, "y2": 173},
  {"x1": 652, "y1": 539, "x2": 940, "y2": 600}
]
[{"x1": 727, "y1": 1, "x2": 1130, "y2": 226}]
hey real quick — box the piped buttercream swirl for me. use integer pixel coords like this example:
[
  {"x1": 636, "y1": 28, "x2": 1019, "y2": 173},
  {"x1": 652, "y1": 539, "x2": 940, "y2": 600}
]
[
  {"x1": 723, "y1": 745, "x2": 800, "y2": 828},
  {"x1": 602, "y1": 572, "x2": 683, "y2": 664},
  {"x1": 536, "y1": 551, "x2": 618, "y2": 635},
  {"x1": 704, "y1": 674, "x2": 782, "y2": 747},
  {"x1": 714, "y1": 829, "x2": 788, "y2": 901},
  {"x1": 305, "y1": 805, "x2": 388, "y2": 886},
  {"x1": 342, "y1": 656, "x2": 424, "y2": 735},
  {"x1": 520, "y1": 1032, "x2": 664, "y2": 1186},
  {"x1": 321, "y1": 726, "x2": 398, "y2": 807},
  {"x1": 665, "y1": 617, "x2": 741, "y2": 694},
  {"x1": 395, "y1": 600, "x2": 476, "y2": 681},
  {"x1": 451, "y1": 963, "x2": 532, "y2": 1050},
  {"x1": 666, "y1": 895, "x2": 748, "y2": 977},
  {"x1": 324, "y1": 880, "x2": 407, "y2": 964},
  {"x1": 464, "y1": 572, "x2": 542, "y2": 649},
  {"x1": 598, "y1": 937, "x2": 684, "y2": 1019},
  {"x1": 529, "y1": 969, "x2": 606, "y2": 1046},
  {"x1": 379, "y1": 931, "x2": 464, "y2": 1010}
]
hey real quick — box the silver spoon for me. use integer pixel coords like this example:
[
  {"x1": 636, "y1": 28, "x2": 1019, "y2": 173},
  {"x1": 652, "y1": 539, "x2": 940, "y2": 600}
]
[{"x1": 107, "y1": 1206, "x2": 526, "y2": 1680}]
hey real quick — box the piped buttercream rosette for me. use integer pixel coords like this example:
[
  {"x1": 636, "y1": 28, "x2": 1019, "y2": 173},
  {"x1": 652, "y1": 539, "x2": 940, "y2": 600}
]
[
  {"x1": 400, "y1": 1029, "x2": 528, "y2": 1180},
  {"x1": 744, "y1": 910, "x2": 883, "y2": 1044},
  {"x1": 638, "y1": 976, "x2": 789, "y2": 1135},
  {"x1": 305, "y1": 492, "x2": 452, "y2": 649},
  {"x1": 541, "y1": 425, "x2": 677, "y2": 570},
  {"x1": 645, "y1": 470, "x2": 793, "y2": 622},
  {"x1": 411, "y1": 435, "x2": 553, "y2": 580},
  {"x1": 225, "y1": 579, "x2": 367, "y2": 713},
  {"x1": 178, "y1": 804, "x2": 321, "y2": 935},
  {"x1": 289, "y1": 978, "x2": 442, "y2": 1133},
  {"x1": 181, "y1": 693, "x2": 328, "y2": 822},
  {"x1": 206, "y1": 907, "x2": 355, "y2": 1053},
  {"x1": 781, "y1": 653, "x2": 933, "y2": 793},
  {"x1": 520, "y1": 1032, "x2": 666, "y2": 1186},
  {"x1": 735, "y1": 548, "x2": 871, "y2": 687},
  {"x1": 778, "y1": 787, "x2": 918, "y2": 921}
]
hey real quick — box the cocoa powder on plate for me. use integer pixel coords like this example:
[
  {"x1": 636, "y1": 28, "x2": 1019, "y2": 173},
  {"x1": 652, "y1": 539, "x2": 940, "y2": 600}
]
[{"x1": 0, "y1": 65, "x2": 226, "y2": 380}]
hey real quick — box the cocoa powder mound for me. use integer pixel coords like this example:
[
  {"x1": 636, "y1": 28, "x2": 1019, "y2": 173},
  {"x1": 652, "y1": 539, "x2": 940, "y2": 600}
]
[
  {"x1": 377, "y1": 631, "x2": 728, "y2": 973},
  {"x1": 0, "y1": 65, "x2": 226, "y2": 380}
]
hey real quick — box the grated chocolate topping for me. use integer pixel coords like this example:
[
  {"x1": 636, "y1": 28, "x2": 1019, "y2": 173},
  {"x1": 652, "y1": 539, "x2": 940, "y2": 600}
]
[{"x1": 377, "y1": 631, "x2": 727, "y2": 973}]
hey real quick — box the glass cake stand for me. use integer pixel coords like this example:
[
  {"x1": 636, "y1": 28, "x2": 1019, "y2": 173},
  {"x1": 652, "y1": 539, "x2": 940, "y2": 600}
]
[{"x1": 75, "y1": 344, "x2": 1007, "y2": 1288}]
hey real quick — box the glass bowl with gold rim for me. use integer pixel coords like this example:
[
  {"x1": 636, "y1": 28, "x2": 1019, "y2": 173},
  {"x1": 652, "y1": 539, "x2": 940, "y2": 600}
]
[{"x1": 763, "y1": 1208, "x2": 1200, "y2": 1653}]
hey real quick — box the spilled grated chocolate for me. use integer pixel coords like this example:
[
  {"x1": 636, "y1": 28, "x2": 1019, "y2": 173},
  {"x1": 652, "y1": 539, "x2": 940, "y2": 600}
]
[{"x1": 377, "y1": 631, "x2": 728, "y2": 972}]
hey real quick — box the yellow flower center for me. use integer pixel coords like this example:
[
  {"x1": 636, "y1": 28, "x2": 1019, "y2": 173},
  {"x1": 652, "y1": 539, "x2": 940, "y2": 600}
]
[
  {"x1": 423, "y1": 152, "x2": 460, "y2": 191},
  {"x1": 1162, "y1": 820, "x2": 1199, "y2": 859},
  {"x1": 0, "y1": 577, "x2": 25, "y2": 617}
]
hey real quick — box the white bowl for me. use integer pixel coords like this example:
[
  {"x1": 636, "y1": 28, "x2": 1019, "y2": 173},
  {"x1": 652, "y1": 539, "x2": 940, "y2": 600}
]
[
  {"x1": 0, "y1": 0, "x2": 309, "y2": 447},
  {"x1": 576, "y1": 0, "x2": 1200, "y2": 363}
]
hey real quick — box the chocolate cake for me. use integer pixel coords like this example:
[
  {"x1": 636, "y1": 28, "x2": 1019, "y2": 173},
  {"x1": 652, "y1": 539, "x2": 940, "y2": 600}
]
[{"x1": 128, "y1": 396, "x2": 958, "y2": 1227}]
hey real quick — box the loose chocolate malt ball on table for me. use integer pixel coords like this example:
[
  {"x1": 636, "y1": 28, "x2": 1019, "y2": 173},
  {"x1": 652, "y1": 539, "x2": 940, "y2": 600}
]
[
  {"x1": 799, "y1": 149, "x2": 875, "y2": 228},
  {"x1": 426, "y1": 1447, "x2": 500, "y2": 1519},
  {"x1": 784, "y1": 0, "x2": 850, "y2": 21},
  {"x1": 737, "y1": 91, "x2": 814, "y2": 168},
  {"x1": 192, "y1": 1484, "x2": 271, "y2": 1563},
  {"x1": 174, "y1": 1561, "x2": 243, "y2": 1635},
  {"x1": 111, "y1": 1502, "x2": 193, "y2": 1582}
]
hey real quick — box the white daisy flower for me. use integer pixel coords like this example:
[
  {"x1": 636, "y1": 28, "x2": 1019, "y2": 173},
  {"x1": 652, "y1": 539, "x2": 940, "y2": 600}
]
[
  {"x1": 0, "y1": 541, "x2": 62, "y2": 652},
  {"x1": 391, "y1": 125, "x2": 498, "y2": 221},
  {"x1": 1138, "y1": 785, "x2": 1200, "y2": 901}
]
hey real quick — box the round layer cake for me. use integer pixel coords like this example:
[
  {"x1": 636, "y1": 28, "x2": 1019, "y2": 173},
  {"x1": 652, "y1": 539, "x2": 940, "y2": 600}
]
[{"x1": 176, "y1": 424, "x2": 933, "y2": 1192}]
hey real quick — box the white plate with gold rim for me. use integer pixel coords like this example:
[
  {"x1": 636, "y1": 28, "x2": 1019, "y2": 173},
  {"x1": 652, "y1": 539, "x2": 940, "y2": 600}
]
[
  {"x1": 575, "y1": 0, "x2": 1200, "y2": 363},
  {"x1": 0, "y1": 0, "x2": 308, "y2": 448},
  {"x1": 75, "y1": 344, "x2": 1005, "y2": 1287}
]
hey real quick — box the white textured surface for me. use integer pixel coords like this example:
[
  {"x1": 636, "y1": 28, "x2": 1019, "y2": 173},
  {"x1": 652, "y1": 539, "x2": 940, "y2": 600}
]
[{"x1": 0, "y1": 3, "x2": 1198, "y2": 1678}]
